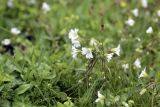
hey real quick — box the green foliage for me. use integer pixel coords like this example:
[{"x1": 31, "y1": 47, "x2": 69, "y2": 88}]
[{"x1": 15, "y1": 84, "x2": 32, "y2": 95}]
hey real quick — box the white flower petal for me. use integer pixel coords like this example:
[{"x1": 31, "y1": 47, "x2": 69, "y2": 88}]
[
  {"x1": 81, "y1": 47, "x2": 88, "y2": 55},
  {"x1": 11, "y1": 27, "x2": 21, "y2": 35},
  {"x1": 68, "y1": 29, "x2": 79, "y2": 40},
  {"x1": 1, "y1": 39, "x2": 11, "y2": 46},
  {"x1": 125, "y1": 18, "x2": 135, "y2": 26},
  {"x1": 86, "y1": 52, "x2": 93, "y2": 59},
  {"x1": 95, "y1": 91, "x2": 105, "y2": 103},
  {"x1": 122, "y1": 64, "x2": 129, "y2": 71},
  {"x1": 81, "y1": 47, "x2": 93, "y2": 59},
  {"x1": 132, "y1": 8, "x2": 139, "y2": 17},
  {"x1": 112, "y1": 44, "x2": 121, "y2": 56},
  {"x1": 71, "y1": 46, "x2": 78, "y2": 59},
  {"x1": 146, "y1": 26, "x2": 153, "y2": 34},
  {"x1": 139, "y1": 67, "x2": 147, "y2": 78},
  {"x1": 106, "y1": 53, "x2": 113, "y2": 62},
  {"x1": 134, "y1": 58, "x2": 141, "y2": 68},
  {"x1": 42, "y1": 2, "x2": 50, "y2": 13},
  {"x1": 141, "y1": 0, "x2": 148, "y2": 8},
  {"x1": 72, "y1": 40, "x2": 81, "y2": 48},
  {"x1": 95, "y1": 98, "x2": 100, "y2": 103}
]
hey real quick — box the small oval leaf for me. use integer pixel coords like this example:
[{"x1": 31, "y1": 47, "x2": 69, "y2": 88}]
[{"x1": 15, "y1": 84, "x2": 32, "y2": 95}]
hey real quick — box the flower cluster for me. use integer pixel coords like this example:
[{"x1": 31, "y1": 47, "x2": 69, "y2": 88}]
[
  {"x1": 68, "y1": 28, "x2": 93, "y2": 60},
  {"x1": 68, "y1": 28, "x2": 81, "y2": 48},
  {"x1": 68, "y1": 29, "x2": 121, "y2": 61}
]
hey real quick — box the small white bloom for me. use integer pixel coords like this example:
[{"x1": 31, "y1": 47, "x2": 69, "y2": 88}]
[
  {"x1": 1, "y1": 39, "x2": 11, "y2": 46},
  {"x1": 42, "y1": 2, "x2": 50, "y2": 13},
  {"x1": 68, "y1": 28, "x2": 79, "y2": 41},
  {"x1": 72, "y1": 40, "x2": 81, "y2": 48},
  {"x1": 11, "y1": 27, "x2": 21, "y2": 35},
  {"x1": 106, "y1": 53, "x2": 113, "y2": 62},
  {"x1": 157, "y1": 10, "x2": 160, "y2": 17},
  {"x1": 146, "y1": 26, "x2": 153, "y2": 34},
  {"x1": 7, "y1": 0, "x2": 14, "y2": 8},
  {"x1": 71, "y1": 46, "x2": 78, "y2": 59},
  {"x1": 122, "y1": 63, "x2": 129, "y2": 71},
  {"x1": 68, "y1": 28, "x2": 81, "y2": 48},
  {"x1": 141, "y1": 0, "x2": 148, "y2": 8},
  {"x1": 139, "y1": 67, "x2": 148, "y2": 78},
  {"x1": 125, "y1": 18, "x2": 135, "y2": 26},
  {"x1": 132, "y1": 8, "x2": 139, "y2": 17},
  {"x1": 95, "y1": 91, "x2": 105, "y2": 104},
  {"x1": 82, "y1": 47, "x2": 93, "y2": 59},
  {"x1": 113, "y1": 44, "x2": 120, "y2": 56},
  {"x1": 134, "y1": 58, "x2": 141, "y2": 68}
]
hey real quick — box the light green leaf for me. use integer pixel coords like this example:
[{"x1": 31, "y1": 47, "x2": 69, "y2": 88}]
[{"x1": 15, "y1": 84, "x2": 32, "y2": 95}]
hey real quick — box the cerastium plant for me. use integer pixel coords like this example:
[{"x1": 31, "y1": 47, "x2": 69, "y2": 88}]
[{"x1": 68, "y1": 28, "x2": 121, "y2": 96}]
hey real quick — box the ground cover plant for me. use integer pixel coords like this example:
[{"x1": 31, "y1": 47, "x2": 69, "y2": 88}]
[{"x1": 0, "y1": 0, "x2": 160, "y2": 107}]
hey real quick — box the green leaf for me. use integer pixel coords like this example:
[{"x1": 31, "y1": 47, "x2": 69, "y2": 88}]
[
  {"x1": 15, "y1": 84, "x2": 32, "y2": 95},
  {"x1": 43, "y1": 71, "x2": 56, "y2": 80},
  {"x1": 0, "y1": 72, "x2": 14, "y2": 84}
]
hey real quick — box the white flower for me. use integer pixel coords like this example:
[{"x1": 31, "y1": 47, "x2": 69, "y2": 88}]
[
  {"x1": 71, "y1": 46, "x2": 78, "y2": 59},
  {"x1": 146, "y1": 26, "x2": 153, "y2": 34},
  {"x1": 157, "y1": 10, "x2": 160, "y2": 17},
  {"x1": 122, "y1": 63, "x2": 129, "y2": 71},
  {"x1": 132, "y1": 8, "x2": 139, "y2": 17},
  {"x1": 7, "y1": 0, "x2": 14, "y2": 8},
  {"x1": 82, "y1": 47, "x2": 93, "y2": 59},
  {"x1": 72, "y1": 40, "x2": 81, "y2": 48},
  {"x1": 125, "y1": 18, "x2": 135, "y2": 26},
  {"x1": 106, "y1": 53, "x2": 113, "y2": 62},
  {"x1": 68, "y1": 28, "x2": 81, "y2": 48},
  {"x1": 42, "y1": 2, "x2": 50, "y2": 13},
  {"x1": 141, "y1": 0, "x2": 148, "y2": 8},
  {"x1": 68, "y1": 29, "x2": 79, "y2": 41},
  {"x1": 139, "y1": 67, "x2": 148, "y2": 78},
  {"x1": 134, "y1": 58, "x2": 141, "y2": 68},
  {"x1": 1, "y1": 39, "x2": 11, "y2": 46},
  {"x1": 113, "y1": 44, "x2": 120, "y2": 56},
  {"x1": 95, "y1": 91, "x2": 105, "y2": 104},
  {"x1": 11, "y1": 27, "x2": 21, "y2": 35}
]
